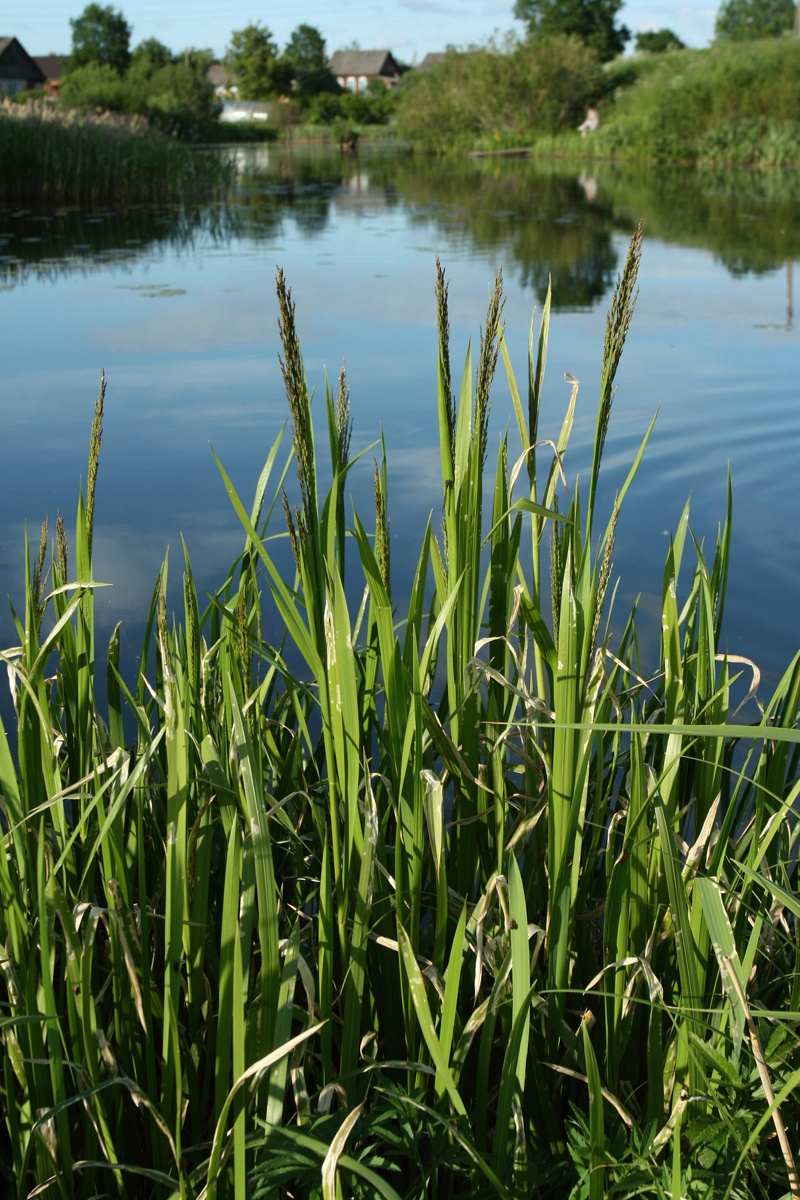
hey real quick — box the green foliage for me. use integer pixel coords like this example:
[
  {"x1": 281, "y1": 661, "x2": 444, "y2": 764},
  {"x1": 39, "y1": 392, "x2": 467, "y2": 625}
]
[
  {"x1": 130, "y1": 37, "x2": 174, "y2": 72},
  {"x1": 58, "y1": 61, "x2": 129, "y2": 111},
  {"x1": 715, "y1": 0, "x2": 796, "y2": 40},
  {"x1": 396, "y1": 37, "x2": 601, "y2": 151},
  {"x1": 339, "y1": 81, "x2": 396, "y2": 125},
  {"x1": 634, "y1": 28, "x2": 687, "y2": 53},
  {"x1": 564, "y1": 38, "x2": 800, "y2": 164},
  {"x1": 283, "y1": 23, "x2": 339, "y2": 101},
  {"x1": 226, "y1": 22, "x2": 292, "y2": 100},
  {"x1": 2, "y1": 239, "x2": 800, "y2": 1200},
  {"x1": 58, "y1": 41, "x2": 219, "y2": 138},
  {"x1": 306, "y1": 90, "x2": 346, "y2": 124},
  {"x1": 68, "y1": 2, "x2": 132, "y2": 75},
  {"x1": 514, "y1": 0, "x2": 630, "y2": 61},
  {"x1": 141, "y1": 62, "x2": 220, "y2": 134},
  {"x1": 695, "y1": 115, "x2": 800, "y2": 165},
  {"x1": 301, "y1": 81, "x2": 394, "y2": 126},
  {"x1": 0, "y1": 103, "x2": 235, "y2": 202},
  {"x1": 284, "y1": 22, "x2": 326, "y2": 72}
]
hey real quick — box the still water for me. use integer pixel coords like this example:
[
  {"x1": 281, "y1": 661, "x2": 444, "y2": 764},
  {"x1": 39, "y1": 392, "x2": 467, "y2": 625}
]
[{"x1": 1, "y1": 148, "x2": 799, "y2": 690}]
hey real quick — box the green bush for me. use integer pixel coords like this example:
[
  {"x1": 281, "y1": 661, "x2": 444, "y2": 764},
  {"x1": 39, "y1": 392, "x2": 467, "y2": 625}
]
[
  {"x1": 58, "y1": 47, "x2": 219, "y2": 139},
  {"x1": 58, "y1": 61, "x2": 129, "y2": 112},
  {"x1": 339, "y1": 82, "x2": 396, "y2": 126},
  {"x1": 395, "y1": 36, "x2": 601, "y2": 152}
]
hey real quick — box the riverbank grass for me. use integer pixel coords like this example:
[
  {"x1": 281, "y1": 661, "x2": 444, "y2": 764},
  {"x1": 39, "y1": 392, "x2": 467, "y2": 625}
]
[
  {"x1": 397, "y1": 36, "x2": 800, "y2": 167},
  {"x1": 0, "y1": 100, "x2": 236, "y2": 204},
  {"x1": 1, "y1": 229, "x2": 799, "y2": 1198}
]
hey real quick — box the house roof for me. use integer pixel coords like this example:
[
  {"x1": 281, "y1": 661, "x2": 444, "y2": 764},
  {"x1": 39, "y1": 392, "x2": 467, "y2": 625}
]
[
  {"x1": 33, "y1": 55, "x2": 66, "y2": 81},
  {"x1": 418, "y1": 53, "x2": 446, "y2": 71},
  {"x1": 0, "y1": 36, "x2": 47, "y2": 84},
  {"x1": 328, "y1": 50, "x2": 400, "y2": 79}
]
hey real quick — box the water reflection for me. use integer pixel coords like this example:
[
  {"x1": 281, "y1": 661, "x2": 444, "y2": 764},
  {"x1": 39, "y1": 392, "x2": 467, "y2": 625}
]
[
  {"x1": 2, "y1": 146, "x2": 799, "y2": 696},
  {"x1": 385, "y1": 156, "x2": 619, "y2": 309},
  {"x1": 228, "y1": 151, "x2": 800, "y2": 311},
  {"x1": 2, "y1": 149, "x2": 798, "y2": 307},
  {"x1": 0, "y1": 203, "x2": 239, "y2": 286},
  {"x1": 587, "y1": 162, "x2": 800, "y2": 277}
]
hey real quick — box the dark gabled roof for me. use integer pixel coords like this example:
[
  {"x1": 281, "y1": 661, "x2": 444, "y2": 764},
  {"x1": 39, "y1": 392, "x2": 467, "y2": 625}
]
[
  {"x1": 0, "y1": 37, "x2": 47, "y2": 84},
  {"x1": 418, "y1": 53, "x2": 446, "y2": 71},
  {"x1": 328, "y1": 50, "x2": 400, "y2": 79},
  {"x1": 33, "y1": 55, "x2": 67, "y2": 81}
]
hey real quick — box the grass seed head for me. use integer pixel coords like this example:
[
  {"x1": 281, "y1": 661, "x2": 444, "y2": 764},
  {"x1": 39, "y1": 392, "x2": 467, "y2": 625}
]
[
  {"x1": 86, "y1": 370, "x2": 105, "y2": 560},
  {"x1": 475, "y1": 267, "x2": 505, "y2": 473},
  {"x1": 436, "y1": 257, "x2": 455, "y2": 468},
  {"x1": 277, "y1": 269, "x2": 316, "y2": 531}
]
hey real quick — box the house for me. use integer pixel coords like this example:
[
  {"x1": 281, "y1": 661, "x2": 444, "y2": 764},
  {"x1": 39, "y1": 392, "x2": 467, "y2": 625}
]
[
  {"x1": 0, "y1": 37, "x2": 46, "y2": 96},
  {"x1": 33, "y1": 55, "x2": 67, "y2": 97},
  {"x1": 328, "y1": 50, "x2": 401, "y2": 92}
]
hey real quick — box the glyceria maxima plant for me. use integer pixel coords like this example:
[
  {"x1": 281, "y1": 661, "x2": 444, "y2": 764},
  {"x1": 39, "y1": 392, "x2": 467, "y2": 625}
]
[
  {"x1": 0, "y1": 100, "x2": 235, "y2": 204},
  {"x1": 1, "y1": 227, "x2": 799, "y2": 1200}
]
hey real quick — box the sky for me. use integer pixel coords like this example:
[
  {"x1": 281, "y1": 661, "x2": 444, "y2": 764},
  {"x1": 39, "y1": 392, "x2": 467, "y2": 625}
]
[{"x1": 14, "y1": 2, "x2": 717, "y2": 64}]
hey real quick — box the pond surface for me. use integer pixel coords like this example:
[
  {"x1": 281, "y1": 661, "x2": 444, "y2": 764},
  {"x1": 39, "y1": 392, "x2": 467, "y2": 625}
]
[{"x1": 2, "y1": 147, "x2": 799, "y2": 693}]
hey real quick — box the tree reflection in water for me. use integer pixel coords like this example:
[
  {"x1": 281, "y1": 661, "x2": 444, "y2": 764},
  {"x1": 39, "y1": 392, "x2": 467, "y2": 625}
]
[{"x1": 3, "y1": 149, "x2": 798, "y2": 304}]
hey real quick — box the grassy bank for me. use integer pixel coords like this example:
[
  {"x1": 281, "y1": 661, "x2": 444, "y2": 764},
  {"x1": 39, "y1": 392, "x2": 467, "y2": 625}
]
[
  {"x1": 398, "y1": 36, "x2": 800, "y2": 167},
  {"x1": 593, "y1": 37, "x2": 800, "y2": 166},
  {"x1": 0, "y1": 101, "x2": 236, "y2": 204},
  {"x1": 534, "y1": 37, "x2": 800, "y2": 167},
  {"x1": 1, "y1": 231, "x2": 799, "y2": 1199}
]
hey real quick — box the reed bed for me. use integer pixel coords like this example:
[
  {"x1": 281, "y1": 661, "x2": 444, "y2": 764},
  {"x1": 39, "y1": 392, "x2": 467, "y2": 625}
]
[
  {"x1": 0, "y1": 101, "x2": 235, "y2": 205},
  {"x1": 1, "y1": 229, "x2": 799, "y2": 1199}
]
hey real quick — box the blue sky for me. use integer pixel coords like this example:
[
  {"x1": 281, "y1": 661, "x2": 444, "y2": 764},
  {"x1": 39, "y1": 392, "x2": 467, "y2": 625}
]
[{"x1": 15, "y1": 2, "x2": 717, "y2": 62}]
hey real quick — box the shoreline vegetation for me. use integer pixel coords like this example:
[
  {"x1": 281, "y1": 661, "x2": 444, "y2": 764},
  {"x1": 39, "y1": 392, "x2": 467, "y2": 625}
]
[
  {"x1": 3, "y1": 28, "x2": 800, "y2": 206},
  {"x1": 0, "y1": 101, "x2": 236, "y2": 204},
  {"x1": 1, "y1": 231, "x2": 799, "y2": 1198},
  {"x1": 394, "y1": 35, "x2": 800, "y2": 167},
  {"x1": 3, "y1": 34, "x2": 800, "y2": 206}
]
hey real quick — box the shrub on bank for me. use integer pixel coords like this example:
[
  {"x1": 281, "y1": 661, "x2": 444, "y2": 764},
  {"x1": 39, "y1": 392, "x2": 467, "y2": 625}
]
[
  {"x1": 395, "y1": 35, "x2": 601, "y2": 152},
  {"x1": 58, "y1": 57, "x2": 221, "y2": 140}
]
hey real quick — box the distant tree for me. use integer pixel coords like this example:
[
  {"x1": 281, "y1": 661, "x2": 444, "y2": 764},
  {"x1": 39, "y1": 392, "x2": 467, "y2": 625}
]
[
  {"x1": 283, "y1": 23, "x2": 339, "y2": 98},
  {"x1": 714, "y1": 0, "x2": 795, "y2": 40},
  {"x1": 226, "y1": 23, "x2": 291, "y2": 99},
  {"x1": 130, "y1": 38, "x2": 174, "y2": 72},
  {"x1": 513, "y1": 0, "x2": 630, "y2": 61},
  {"x1": 634, "y1": 28, "x2": 686, "y2": 52},
  {"x1": 68, "y1": 4, "x2": 132, "y2": 75},
  {"x1": 144, "y1": 61, "x2": 219, "y2": 132},
  {"x1": 284, "y1": 24, "x2": 326, "y2": 73},
  {"x1": 183, "y1": 48, "x2": 216, "y2": 74}
]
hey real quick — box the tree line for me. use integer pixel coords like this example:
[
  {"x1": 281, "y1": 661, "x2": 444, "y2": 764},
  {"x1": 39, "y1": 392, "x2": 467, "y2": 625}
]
[
  {"x1": 22, "y1": 0, "x2": 800, "y2": 143},
  {"x1": 512, "y1": 0, "x2": 800, "y2": 57},
  {"x1": 53, "y1": 4, "x2": 396, "y2": 136}
]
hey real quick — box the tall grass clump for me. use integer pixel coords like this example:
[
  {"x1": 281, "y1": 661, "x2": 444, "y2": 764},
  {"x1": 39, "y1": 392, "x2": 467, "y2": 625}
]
[
  {"x1": 1, "y1": 228, "x2": 800, "y2": 1199},
  {"x1": 568, "y1": 39, "x2": 800, "y2": 165},
  {"x1": 0, "y1": 100, "x2": 236, "y2": 204}
]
